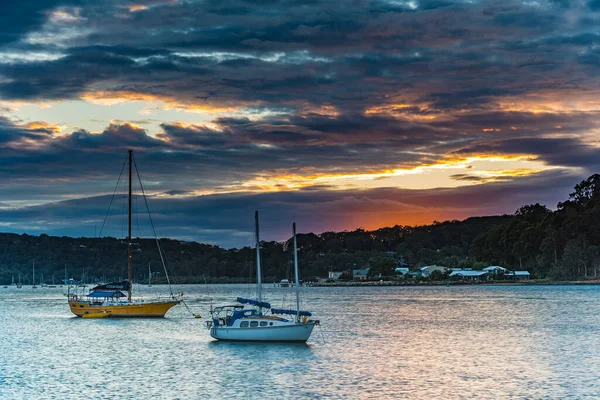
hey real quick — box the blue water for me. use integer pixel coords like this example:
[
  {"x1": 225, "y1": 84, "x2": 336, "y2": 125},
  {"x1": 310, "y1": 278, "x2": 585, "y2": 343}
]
[{"x1": 1, "y1": 284, "x2": 600, "y2": 399}]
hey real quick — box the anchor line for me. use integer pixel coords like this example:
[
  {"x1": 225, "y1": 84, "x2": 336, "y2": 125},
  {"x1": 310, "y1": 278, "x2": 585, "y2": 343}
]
[{"x1": 180, "y1": 298, "x2": 201, "y2": 318}]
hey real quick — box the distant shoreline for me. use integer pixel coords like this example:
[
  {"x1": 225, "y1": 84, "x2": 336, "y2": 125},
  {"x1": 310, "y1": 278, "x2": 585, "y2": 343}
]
[
  {"x1": 141, "y1": 279, "x2": 600, "y2": 286},
  {"x1": 309, "y1": 280, "x2": 600, "y2": 287}
]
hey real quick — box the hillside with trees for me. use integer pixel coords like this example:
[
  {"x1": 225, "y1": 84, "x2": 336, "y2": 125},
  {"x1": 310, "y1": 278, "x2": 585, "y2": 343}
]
[
  {"x1": 0, "y1": 175, "x2": 599, "y2": 284},
  {"x1": 470, "y1": 174, "x2": 600, "y2": 279}
]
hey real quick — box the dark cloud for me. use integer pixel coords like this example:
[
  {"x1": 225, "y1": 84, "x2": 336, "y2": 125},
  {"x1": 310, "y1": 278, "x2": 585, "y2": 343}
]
[
  {"x1": 0, "y1": 0, "x2": 79, "y2": 45},
  {"x1": 452, "y1": 136, "x2": 600, "y2": 170},
  {"x1": 0, "y1": 107, "x2": 598, "y2": 206},
  {"x1": 589, "y1": 0, "x2": 600, "y2": 11},
  {"x1": 450, "y1": 174, "x2": 488, "y2": 182},
  {"x1": 0, "y1": 0, "x2": 599, "y2": 243},
  {"x1": 0, "y1": 0, "x2": 597, "y2": 114},
  {"x1": 0, "y1": 169, "x2": 579, "y2": 247}
]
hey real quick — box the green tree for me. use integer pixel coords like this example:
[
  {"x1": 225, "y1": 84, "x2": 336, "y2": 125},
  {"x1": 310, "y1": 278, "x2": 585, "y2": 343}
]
[
  {"x1": 429, "y1": 269, "x2": 446, "y2": 281},
  {"x1": 368, "y1": 256, "x2": 396, "y2": 278}
]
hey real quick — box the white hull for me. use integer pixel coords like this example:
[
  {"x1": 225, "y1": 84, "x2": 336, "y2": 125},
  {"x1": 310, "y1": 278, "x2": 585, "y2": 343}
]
[{"x1": 210, "y1": 322, "x2": 316, "y2": 342}]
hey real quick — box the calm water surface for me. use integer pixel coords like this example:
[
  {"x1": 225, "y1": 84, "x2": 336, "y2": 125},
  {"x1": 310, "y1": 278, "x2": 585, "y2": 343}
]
[{"x1": 1, "y1": 284, "x2": 600, "y2": 399}]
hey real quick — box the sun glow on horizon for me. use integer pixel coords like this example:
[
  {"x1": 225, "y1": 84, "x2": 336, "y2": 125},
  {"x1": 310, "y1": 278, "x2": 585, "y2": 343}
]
[{"x1": 192, "y1": 155, "x2": 571, "y2": 195}]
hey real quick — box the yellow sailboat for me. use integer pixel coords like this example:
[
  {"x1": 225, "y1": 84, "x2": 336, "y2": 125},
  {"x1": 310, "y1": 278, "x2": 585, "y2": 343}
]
[{"x1": 68, "y1": 150, "x2": 179, "y2": 318}]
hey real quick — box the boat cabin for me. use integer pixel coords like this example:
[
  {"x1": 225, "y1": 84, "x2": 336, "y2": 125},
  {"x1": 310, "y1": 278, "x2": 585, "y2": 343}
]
[{"x1": 210, "y1": 305, "x2": 295, "y2": 328}]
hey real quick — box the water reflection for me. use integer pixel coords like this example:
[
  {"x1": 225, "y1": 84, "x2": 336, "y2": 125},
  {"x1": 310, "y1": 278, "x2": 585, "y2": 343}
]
[{"x1": 2, "y1": 284, "x2": 600, "y2": 398}]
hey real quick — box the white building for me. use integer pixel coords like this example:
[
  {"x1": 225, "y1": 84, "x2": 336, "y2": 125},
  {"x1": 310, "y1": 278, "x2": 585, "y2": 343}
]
[
  {"x1": 505, "y1": 271, "x2": 531, "y2": 280},
  {"x1": 353, "y1": 269, "x2": 369, "y2": 280},
  {"x1": 483, "y1": 266, "x2": 508, "y2": 275},
  {"x1": 328, "y1": 271, "x2": 343, "y2": 280},
  {"x1": 419, "y1": 265, "x2": 448, "y2": 277},
  {"x1": 449, "y1": 270, "x2": 489, "y2": 281}
]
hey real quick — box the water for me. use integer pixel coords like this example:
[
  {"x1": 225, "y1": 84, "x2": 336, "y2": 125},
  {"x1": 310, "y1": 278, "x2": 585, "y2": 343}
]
[{"x1": 2, "y1": 284, "x2": 600, "y2": 399}]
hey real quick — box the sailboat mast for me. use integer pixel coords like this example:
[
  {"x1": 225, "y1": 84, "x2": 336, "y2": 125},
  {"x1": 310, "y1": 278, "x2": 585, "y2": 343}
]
[
  {"x1": 127, "y1": 149, "x2": 133, "y2": 302},
  {"x1": 33, "y1": 262, "x2": 35, "y2": 285},
  {"x1": 255, "y1": 211, "x2": 262, "y2": 305},
  {"x1": 293, "y1": 223, "x2": 300, "y2": 321}
]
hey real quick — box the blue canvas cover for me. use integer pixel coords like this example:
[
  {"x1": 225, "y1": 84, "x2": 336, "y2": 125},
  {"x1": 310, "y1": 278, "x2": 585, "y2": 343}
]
[
  {"x1": 236, "y1": 297, "x2": 271, "y2": 309},
  {"x1": 271, "y1": 308, "x2": 312, "y2": 317},
  {"x1": 91, "y1": 281, "x2": 131, "y2": 291},
  {"x1": 87, "y1": 290, "x2": 126, "y2": 298}
]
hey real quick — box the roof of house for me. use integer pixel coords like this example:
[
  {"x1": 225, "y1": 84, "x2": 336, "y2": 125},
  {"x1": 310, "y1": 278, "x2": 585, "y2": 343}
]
[
  {"x1": 483, "y1": 266, "x2": 508, "y2": 271},
  {"x1": 449, "y1": 270, "x2": 489, "y2": 277},
  {"x1": 353, "y1": 269, "x2": 369, "y2": 275},
  {"x1": 513, "y1": 271, "x2": 530, "y2": 276},
  {"x1": 419, "y1": 265, "x2": 446, "y2": 271}
]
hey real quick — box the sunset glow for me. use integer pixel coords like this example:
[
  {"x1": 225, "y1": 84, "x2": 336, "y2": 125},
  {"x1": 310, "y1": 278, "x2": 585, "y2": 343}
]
[{"x1": 0, "y1": 0, "x2": 599, "y2": 245}]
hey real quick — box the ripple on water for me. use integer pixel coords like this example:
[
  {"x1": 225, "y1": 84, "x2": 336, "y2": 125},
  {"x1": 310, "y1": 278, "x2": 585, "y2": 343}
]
[{"x1": 2, "y1": 284, "x2": 600, "y2": 399}]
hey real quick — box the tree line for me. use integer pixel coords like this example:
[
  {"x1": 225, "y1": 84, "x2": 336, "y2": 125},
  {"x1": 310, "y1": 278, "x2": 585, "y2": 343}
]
[{"x1": 0, "y1": 174, "x2": 598, "y2": 284}]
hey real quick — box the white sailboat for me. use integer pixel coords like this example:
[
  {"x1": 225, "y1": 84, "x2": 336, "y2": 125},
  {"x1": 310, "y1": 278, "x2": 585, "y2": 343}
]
[
  {"x1": 279, "y1": 279, "x2": 290, "y2": 287},
  {"x1": 207, "y1": 211, "x2": 318, "y2": 342}
]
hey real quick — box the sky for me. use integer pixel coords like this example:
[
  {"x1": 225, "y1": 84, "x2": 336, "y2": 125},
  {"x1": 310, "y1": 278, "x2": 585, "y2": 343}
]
[{"x1": 1, "y1": 0, "x2": 599, "y2": 247}]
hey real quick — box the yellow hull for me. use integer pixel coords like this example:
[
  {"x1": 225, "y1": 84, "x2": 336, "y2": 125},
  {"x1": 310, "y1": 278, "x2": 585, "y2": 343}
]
[
  {"x1": 82, "y1": 311, "x2": 110, "y2": 319},
  {"x1": 69, "y1": 300, "x2": 178, "y2": 318}
]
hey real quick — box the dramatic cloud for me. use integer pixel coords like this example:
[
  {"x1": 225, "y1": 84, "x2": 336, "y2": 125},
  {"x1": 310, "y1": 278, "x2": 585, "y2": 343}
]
[
  {"x1": 0, "y1": 0, "x2": 599, "y2": 244},
  {"x1": 0, "y1": 170, "x2": 577, "y2": 247}
]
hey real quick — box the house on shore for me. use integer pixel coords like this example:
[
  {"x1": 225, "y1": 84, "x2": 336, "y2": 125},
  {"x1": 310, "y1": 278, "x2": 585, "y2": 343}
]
[
  {"x1": 505, "y1": 271, "x2": 531, "y2": 280},
  {"x1": 483, "y1": 266, "x2": 508, "y2": 276},
  {"x1": 419, "y1": 265, "x2": 448, "y2": 277},
  {"x1": 353, "y1": 269, "x2": 369, "y2": 280},
  {"x1": 449, "y1": 270, "x2": 489, "y2": 281},
  {"x1": 395, "y1": 267, "x2": 409, "y2": 275}
]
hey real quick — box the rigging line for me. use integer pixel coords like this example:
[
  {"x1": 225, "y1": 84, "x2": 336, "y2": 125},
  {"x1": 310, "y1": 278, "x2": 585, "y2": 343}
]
[
  {"x1": 135, "y1": 196, "x2": 140, "y2": 239},
  {"x1": 98, "y1": 154, "x2": 128, "y2": 238},
  {"x1": 88, "y1": 154, "x2": 128, "y2": 271},
  {"x1": 132, "y1": 155, "x2": 175, "y2": 299},
  {"x1": 180, "y1": 298, "x2": 201, "y2": 318}
]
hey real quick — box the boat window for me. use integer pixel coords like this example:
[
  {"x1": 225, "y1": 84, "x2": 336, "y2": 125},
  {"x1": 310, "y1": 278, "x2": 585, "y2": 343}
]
[
  {"x1": 240, "y1": 321, "x2": 249, "y2": 327},
  {"x1": 269, "y1": 322, "x2": 273, "y2": 326},
  {"x1": 260, "y1": 321, "x2": 267, "y2": 326},
  {"x1": 250, "y1": 321, "x2": 258, "y2": 327}
]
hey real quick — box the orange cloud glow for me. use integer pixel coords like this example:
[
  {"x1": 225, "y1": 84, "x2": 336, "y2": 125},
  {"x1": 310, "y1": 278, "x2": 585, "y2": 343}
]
[
  {"x1": 210, "y1": 155, "x2": 559, "y2": 194},
  {"x1": 81, "y1": 91, "x2": 240, "y2": 114},
  {"x1": 127, "y1": 4, "x2": 148, "y2": 12},
  {"x1": 25, "y1": 121, "x2": 67, "y2": 136}
]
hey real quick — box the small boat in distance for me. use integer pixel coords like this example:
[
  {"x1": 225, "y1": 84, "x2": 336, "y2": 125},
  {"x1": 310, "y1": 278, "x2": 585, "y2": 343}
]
[
  {"x1": 279, "y1": 279, "x2": 290, "y2": 287},
  {"x1": 67, "y1": 150, "x2": 179, "y2": 318},
  {"x1": 207, "y1": 212, "x2": 318, "y2": 342}
]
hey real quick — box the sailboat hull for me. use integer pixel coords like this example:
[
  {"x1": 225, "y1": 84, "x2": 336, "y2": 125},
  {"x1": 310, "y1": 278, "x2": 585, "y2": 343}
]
[
  {"x1": 210, "y1": 321, "x2": 316, "y2": 342},
  {"x1": 69, "y1": 300, "x2": 178, "y2": 318}
]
